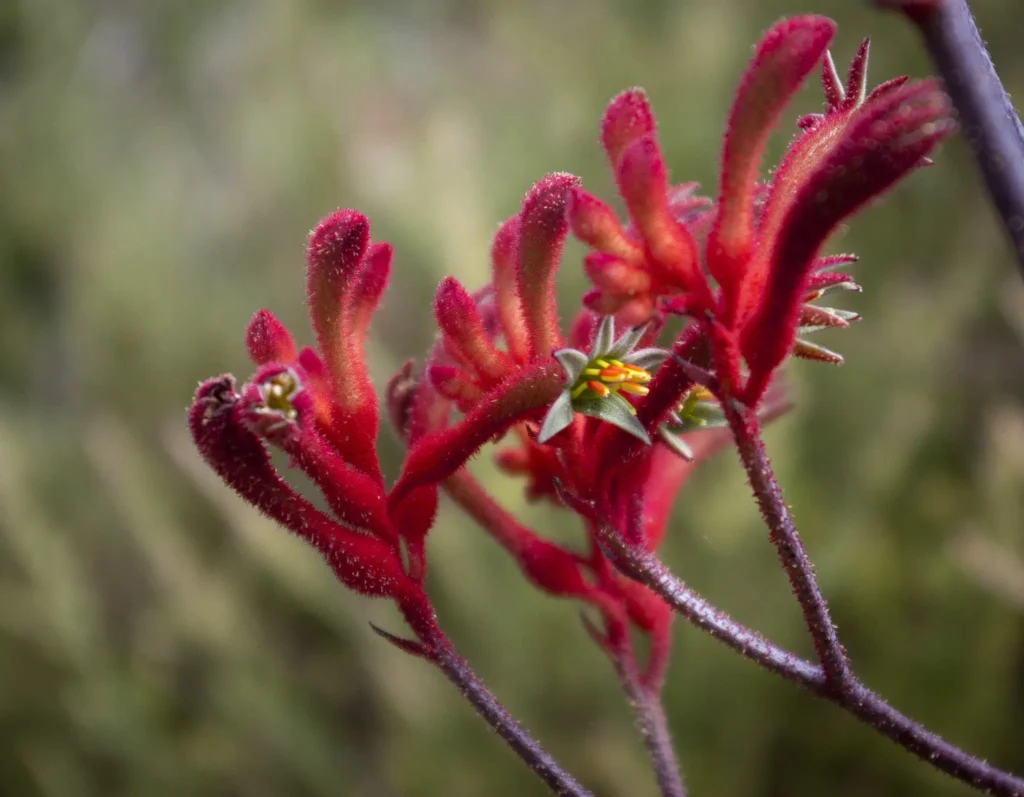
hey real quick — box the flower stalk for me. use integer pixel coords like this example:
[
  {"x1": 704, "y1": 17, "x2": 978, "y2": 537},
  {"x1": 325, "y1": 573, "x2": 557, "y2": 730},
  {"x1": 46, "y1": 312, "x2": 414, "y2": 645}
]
[
  {"x1": 598, "y1": 527, "x2": 1024, "y2": 797},
  {"x1": 721, "y1": 399, "x2": 851, "y2": 691}
]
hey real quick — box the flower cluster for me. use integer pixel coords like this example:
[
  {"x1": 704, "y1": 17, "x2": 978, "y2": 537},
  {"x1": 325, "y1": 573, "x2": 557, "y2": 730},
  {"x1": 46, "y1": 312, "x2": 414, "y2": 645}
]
[{"x1": 189, "y1": 16, "x2": 952, "y2": 685}]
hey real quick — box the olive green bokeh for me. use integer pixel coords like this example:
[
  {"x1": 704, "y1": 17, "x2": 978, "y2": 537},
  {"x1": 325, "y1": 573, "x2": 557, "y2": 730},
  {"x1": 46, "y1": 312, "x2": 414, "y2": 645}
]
[{"x1": 1, "y1": 1, "x2": 1023, "y2": 795}]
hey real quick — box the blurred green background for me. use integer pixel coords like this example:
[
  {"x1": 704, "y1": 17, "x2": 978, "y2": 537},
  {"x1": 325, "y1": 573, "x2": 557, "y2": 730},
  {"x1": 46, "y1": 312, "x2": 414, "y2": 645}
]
[{"x1": 2, "y1": 0, "x2": 1023, "y2": 795}]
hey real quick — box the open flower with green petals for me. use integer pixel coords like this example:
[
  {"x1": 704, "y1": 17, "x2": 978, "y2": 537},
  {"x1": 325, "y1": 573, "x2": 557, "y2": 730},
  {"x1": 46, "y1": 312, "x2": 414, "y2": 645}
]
[
  {"x1": 538, "y1": 316, "x2": 669, "y2": 445},
  {"x1": 657, "y1": 384, "x2": 725, "y2": 461}
]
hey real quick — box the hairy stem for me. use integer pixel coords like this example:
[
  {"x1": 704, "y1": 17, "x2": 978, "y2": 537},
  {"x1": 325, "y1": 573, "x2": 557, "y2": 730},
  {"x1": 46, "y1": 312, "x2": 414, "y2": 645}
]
[
  {"x1": 617, "y1": 658, "x2": 687, "y2": 797},
  {"x1": 875, "y1": 0, "x2": 1024, "y2": 274},
  {"x1": 596, "y1": 525, "x2": 1024, "y2": 794},
  {"x1": 722, "y1": 400, "x2": 851, "y2": 689},
  {"x1": 427, "y1": 636, "x2": 594, "y2": 797},
  {"x1": 445, "y1": 470, "x2": 687, "y2": 793}
]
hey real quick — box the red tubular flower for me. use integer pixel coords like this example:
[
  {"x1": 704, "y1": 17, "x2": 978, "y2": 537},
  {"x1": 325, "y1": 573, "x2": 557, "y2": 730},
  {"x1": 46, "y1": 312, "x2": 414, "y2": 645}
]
[
  {"x1": 708, "y1": 16, "x2": 836, "y2": 315},
  {"x1": 740, "y1": 76, "x2": 952, "y2": 403},
  {"x1": 189, "y1": 15, "x2": 953, "y2": 739},
  {"x1": 246, "y1": 309, "x2": 296, "y2": 365},
  {"x1": 434, "y1": 276, "x2": 514, "y2": 386},
  {"x1": 235, "y1": 363, "x2": 394, "y2": 544},
  {"x1": 305, "y1": 210, "x2": 388, "y2": 478},
  {"x1": 573, "y1": 16, "x2": 953, "y2": 415},
  {"x1": 388, "y1": 360, "x2": 564, "y2": 508},
  {"x1": 517, "y1": 173, "x2": 579, "y2": 359},
  {"x1": 188, "y1": 376, "x2": 411, "y2": 600}
]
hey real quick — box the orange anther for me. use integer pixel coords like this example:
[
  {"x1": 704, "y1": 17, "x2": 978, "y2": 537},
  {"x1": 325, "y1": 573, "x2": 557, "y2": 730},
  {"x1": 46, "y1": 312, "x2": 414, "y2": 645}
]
[{"x1": 599, "y1": 367, "x2": 628, "y2": 382}]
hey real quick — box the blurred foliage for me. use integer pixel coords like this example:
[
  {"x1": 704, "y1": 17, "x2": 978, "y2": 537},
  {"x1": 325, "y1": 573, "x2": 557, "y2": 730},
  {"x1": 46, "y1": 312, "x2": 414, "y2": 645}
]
[{"x1": 1, "y1": 0, "x2": 1023, "y2": 795}]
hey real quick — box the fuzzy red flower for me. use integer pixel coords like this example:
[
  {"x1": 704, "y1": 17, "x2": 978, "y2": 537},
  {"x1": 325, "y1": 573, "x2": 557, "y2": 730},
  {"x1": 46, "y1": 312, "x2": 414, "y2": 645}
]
[
  {"x1": 188, "y1": 12, "x2": 952, "y2": 702},
  {"x1": 572, "y1": 18, "x2": 953, "y2": 408}
]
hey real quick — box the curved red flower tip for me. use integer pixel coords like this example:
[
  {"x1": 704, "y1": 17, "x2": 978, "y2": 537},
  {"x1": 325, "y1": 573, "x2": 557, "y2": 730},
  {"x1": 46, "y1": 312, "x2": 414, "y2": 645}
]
[
  {"x1": 246, "y1": 309, "x2": 296, "y2": 366},
  {"x1": 188, "y1": 376, "x2": 410, "y2": 599},
  {"x1": 428, "y1": 363, "x2": 484, "y2": 410},
  {"x1": 583, "y1": 253, "x2": 652, "y2": 307},
  {"x1": 600, "y1": 88, "x2": 657, "y2": 167},
  {"x1": 434, "y1": 276, "x2": 514, "y2": 386},
  {"x1": 616, "y1": 135, "x2": 705, "y2": 300},
  {"x1": 349, "y1": 241, "x2": 392, "y2": 349},
  {"x1": 709, "y1": 15, "x2": 836, "y2": 308},
  {"x1": 388, "y1": 360, "x2": 564, "y2": 508},
  {"x1": 306, "y1": 210, "x2": 391, "y2": 477},
  {"x1": 236, "y1": 363, "x2": 395, "y2": 543},
  {"x1": 568, "y1": 187, "x2": 642, "y2": 263},
  {"x1": 306, "y1": 209, "x2": 371, "y2": 399},
  {"x1": 490, "y1": 214, "x2": 530, "y2": 364},
  {"x1": 517, "y1": 173, "x2": 580, "y2": 358},
  {"x1": 741, "y1": 78, "x2": 953, "y2": 404}
]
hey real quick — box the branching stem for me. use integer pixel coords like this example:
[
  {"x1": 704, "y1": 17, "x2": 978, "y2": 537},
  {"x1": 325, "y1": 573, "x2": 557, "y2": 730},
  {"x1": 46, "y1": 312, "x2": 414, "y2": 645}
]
[
  {"x1": 595, "y1": 458, "x2": 1024, "y2": 795},
  {"x1": 425, "y1": 633, "x2": 595, "y2": 797},
  {"x1": 722, "y1": 401, "x2": 851, "y2": 690},
  {"x1": 616, "y1": 655, "x2": 687, "y2": 797}
]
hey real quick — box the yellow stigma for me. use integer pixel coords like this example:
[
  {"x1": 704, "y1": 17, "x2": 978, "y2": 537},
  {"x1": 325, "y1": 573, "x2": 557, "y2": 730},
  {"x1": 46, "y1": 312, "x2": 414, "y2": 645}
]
[{"x1": 571, "y1": 358, "x2": 652, "y2": 403}]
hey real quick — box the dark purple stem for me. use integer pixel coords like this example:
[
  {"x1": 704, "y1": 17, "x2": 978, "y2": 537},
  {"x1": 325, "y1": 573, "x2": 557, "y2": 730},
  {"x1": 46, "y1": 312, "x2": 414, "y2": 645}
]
[
  {"x1": 722, "y1": 400, "x2": 852, "y2": 691},
  {"x1": 612, "y1": 649, "x2": 687, "y2": 797},
  {"x1": 875, "y1": 0, "x2": 1024, "y2": 273},
  {"x1": 634, "y1": 695, "x2": 687, "y2": 797},
  {"x1": 596, "y1": 527, "x2": 1024, "y2": 796},
  {"x1": 429, "y1": 640, "x2": 594, "y2": 797}
]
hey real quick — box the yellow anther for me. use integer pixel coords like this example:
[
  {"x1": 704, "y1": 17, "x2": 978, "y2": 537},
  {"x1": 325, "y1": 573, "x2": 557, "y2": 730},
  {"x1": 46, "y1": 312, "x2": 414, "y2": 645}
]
[
  {"x1": 619, "y1": 382, "x2": 650, "y2": 396},
  {"x1": 692, "y1": 385, "x2": 715, "y2": 402},
  {"x1": 595, "y1": 359, "x2": 611, "y2": 369},
  {"x1": 583, "y1": 367, "x2": 602, "y2": 377},
  {"x1": 622, "y1": 364, "x2": 652, "y2": 382}
]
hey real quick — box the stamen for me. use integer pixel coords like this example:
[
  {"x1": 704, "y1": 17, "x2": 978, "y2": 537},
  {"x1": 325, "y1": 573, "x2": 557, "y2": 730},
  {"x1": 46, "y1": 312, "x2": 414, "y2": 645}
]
[
  {"x1": 587, "y1": 380, "x2": 610, "y2": 398},
  {"x1": 620, "y1": 383, "x2": 650, "y2": 396},
  {"x1": 599, "y1": 367, "x2": 628, "y2": 383},
  {"x1": 260, "y1": 370, "x2": 301, "y2": 419},
  {"x1": 692, "y1": 385, "x2": 715, "y2": 402}
]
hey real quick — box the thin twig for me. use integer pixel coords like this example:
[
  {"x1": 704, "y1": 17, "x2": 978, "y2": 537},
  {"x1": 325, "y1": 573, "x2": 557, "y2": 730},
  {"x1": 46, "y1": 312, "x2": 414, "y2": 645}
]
[
  {"x1": 616, "y1": 657, "x2": 687, "y2": 797},
  {"x1": 875, "y1": 0, "x2": 1024, "y2": 274},
  {"x1": 427, "y1": 637, "x2": 595, "y2": 797},
  {"x1": 722, "y1": 401, "x2": 851, "y2": 690},
  {"x1": 445, "y1": 469, "x2": 688, "y2": 794},
  {"x1": 596, "y1": 524, "x2": 1024, "y2": 795}
]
